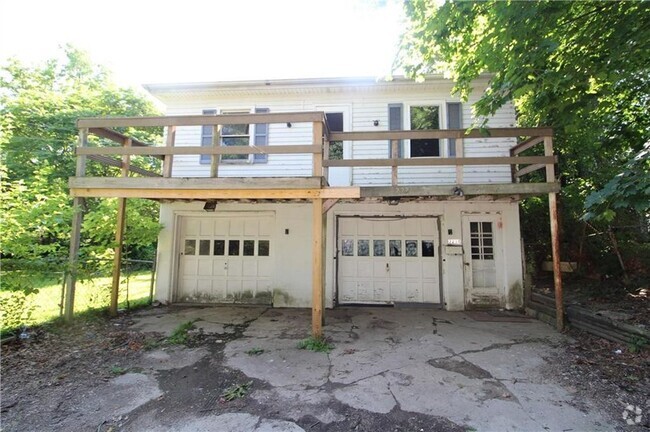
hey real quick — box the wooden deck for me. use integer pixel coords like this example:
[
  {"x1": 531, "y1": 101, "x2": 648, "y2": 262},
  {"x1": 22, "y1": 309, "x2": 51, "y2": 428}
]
[{"x1": 64, "y1": 112, "x2": 565, "y2": 337}]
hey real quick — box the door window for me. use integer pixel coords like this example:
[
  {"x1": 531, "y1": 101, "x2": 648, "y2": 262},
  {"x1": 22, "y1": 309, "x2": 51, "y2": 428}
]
[{"x1": 470, "y1": 222, "x2": 494, "y2": 260}]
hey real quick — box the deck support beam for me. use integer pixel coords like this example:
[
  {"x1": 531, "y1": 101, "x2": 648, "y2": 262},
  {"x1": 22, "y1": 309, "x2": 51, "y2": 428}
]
[
  {"x1": 110, "y1": 138, "x2": 130, "y2": 316},
  {"x1": 544, "y1": 136, "x2": 564, "y2": 331},
  {"x1": 64, "y1": 128, "x2": 88, "y2": 322},
  {"x1": 311, "y1": 198, "x2": 325, "y2": 338}
]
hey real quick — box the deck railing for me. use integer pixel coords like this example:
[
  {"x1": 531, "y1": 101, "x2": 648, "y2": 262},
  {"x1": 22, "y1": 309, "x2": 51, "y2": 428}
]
[{"x1": 73, "y1": 112, "x2": 557, "y2": 193}]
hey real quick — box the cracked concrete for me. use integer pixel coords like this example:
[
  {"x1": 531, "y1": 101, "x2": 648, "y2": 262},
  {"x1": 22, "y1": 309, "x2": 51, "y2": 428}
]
[
  {"x1": 89, "y1": 305, "x2": 614, "y2": 431},
  {"x1": 220, "y1": 307, "x2": 610, "y2": 431}
]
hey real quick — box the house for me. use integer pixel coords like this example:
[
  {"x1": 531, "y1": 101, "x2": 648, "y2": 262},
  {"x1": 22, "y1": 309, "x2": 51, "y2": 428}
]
[{"x1": 66, "y1": 76, "x2": 563, "y2": 336}]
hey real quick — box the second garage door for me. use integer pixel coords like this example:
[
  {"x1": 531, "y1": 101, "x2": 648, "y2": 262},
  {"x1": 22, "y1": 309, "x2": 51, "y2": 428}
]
[{"x1": 337, "y1": 217, "x2": 441, "y2": 304}]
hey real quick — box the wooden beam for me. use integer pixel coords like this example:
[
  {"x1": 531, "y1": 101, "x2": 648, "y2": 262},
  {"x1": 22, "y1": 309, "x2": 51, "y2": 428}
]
[
  {"x1": 64, "y1": 128, "x2": 88, "y2": 322},
  {"x1": 64, "y1": 198, "x2": 84, "y2": 322},
  {"x1": 87, "y1": 155, "x2": 161, "y2": 177},
  {"x1": 324, "y1": 155, "x2": 557, "y2": 167},
  {"x1": 311, "y1": 198, "x2": 324, "y2": 339},
  {"x1": 109, "y1": 137, "x2": 130, "y2": 317},
  {"x1": 110, "y1": 197, "x2": 126, "y2": 316},
  {"x1": 312, "y1": 121, "x2": 323, "y2": 177},
  {"x1": 211, "y1": 125, "x2": 221, "y2": 178},
  {"x1": 322, "y1": 136, "x2": 330, "y2": 184},
  {"x1": 89, "y1": 127, "x2": 154, "y2": 148},
  {"x1": 70, "y1": 176, "x2": 324, "y2": 190},
  {"x1": 76, "y1": 144, "x2": 322, "y2": 156},
  {"x1": 329, "y1": 127, "x2": 553, "y2": 141},
  {"x1": 544, "y1": 135, "x2": 564, "y2": 331},
  {"x1": 69, "y1": 184, "x2": 361, "y2": 200},
  {"x1": 163, "y1": 126, "x2": 176, "y2": 178},
  {"x1": 77, "y1": 112, "x2": 326, "y2": 128},
  {"x1": 515, "y1": 163, "x2": 546, "y2": 178},
  {"x1": 455, "y1": 138, "x2": 464, "y2": 184},
  {"x1": 391, "y1": 139, "x2": 399, "y2": 186},
  {"x1": 322, "y1": 198, "x2": 339, "y2": 214},
  {"x1": 360, "y1": 182, "x2": 560, "y2": 198},
  {"x1": 510, "y1": 136, "x2": 545, "y2": 155}
]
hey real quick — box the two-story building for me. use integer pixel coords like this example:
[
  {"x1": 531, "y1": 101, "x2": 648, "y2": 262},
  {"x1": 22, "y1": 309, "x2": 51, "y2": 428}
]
[{"x1": 67, "y1": 76, "x2": 563, "y2": 335}]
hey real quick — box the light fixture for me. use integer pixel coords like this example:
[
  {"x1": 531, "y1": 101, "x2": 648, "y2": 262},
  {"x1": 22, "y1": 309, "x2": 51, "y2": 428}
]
[
  {"x1": 373, "y1": 120, "x2": 380, "y2": 127},
  {"x1": 286, "y1": 122, "x2": 292, "y2": 128},
  {"x1": 452, "y1": 186, "x2": 464, "y2": 197},
  {"x1": 203, "y1": 200, "x2": 217, "y2": 212}
]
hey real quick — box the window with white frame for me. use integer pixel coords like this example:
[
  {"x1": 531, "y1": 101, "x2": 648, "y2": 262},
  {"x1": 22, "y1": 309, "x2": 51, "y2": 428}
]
[
  {"x1": 200, "y1": 109, "x2": 270, "y2": 164},
  {"x1": 220, "y1": 110, "x2": 251, "y2": 162},
  {"x1": 409, "y1": 105, "x2": 441, "y2": 157}
]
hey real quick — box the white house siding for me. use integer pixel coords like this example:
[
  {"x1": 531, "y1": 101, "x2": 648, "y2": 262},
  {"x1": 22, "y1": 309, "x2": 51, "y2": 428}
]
[
  {"x1": 155, "y1": 200, "x2": 523, "y2": 311},
  {"x1": 159, "y1": 79, "x2": 517, "y2": 186}
]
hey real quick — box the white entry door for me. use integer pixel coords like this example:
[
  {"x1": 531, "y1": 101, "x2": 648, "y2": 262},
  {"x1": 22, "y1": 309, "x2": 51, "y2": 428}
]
[
  {"x1": 177, "y1": 215, "x2": 274, "y2": 304},
  {"x1": 462, "y1": 215, "x2": 503, "y2": 307},
  {"x1": 337, "y1": 217, "x2": 441, "y2": 304}
]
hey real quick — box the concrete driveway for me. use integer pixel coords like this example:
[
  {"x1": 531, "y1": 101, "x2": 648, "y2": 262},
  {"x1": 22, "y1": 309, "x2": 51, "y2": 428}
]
[{"x1": 118, "y1": 306, "x2": 612, "y2": 431}]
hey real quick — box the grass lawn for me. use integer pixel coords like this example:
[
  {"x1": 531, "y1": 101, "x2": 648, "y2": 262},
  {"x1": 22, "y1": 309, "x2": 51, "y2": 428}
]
[{"x1": 1, "y1": 270, "x2": 154, "y2": 334}]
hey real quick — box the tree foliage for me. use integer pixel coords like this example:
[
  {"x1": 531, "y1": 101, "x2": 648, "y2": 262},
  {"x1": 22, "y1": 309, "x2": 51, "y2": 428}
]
[
  {"x1": 0, "y1": 46, "x2": 162, "y2": 264},
  {"x1": 398, "y1": 1, "x2": 650, "y2": 275}
]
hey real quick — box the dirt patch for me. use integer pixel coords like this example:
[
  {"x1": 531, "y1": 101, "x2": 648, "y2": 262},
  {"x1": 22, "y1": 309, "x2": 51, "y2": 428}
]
[{"x1": 542, "y1": 327, "x2": 650, "y2": 429}]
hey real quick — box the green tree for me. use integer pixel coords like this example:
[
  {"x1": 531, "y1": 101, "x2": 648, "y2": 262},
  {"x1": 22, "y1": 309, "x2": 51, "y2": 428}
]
[
  {"x1": 398, "y1": 1, "x2": 650, "y2": 276},
  {"x1": 0, "y1": 46, "x2": 162, "y2": 265}
]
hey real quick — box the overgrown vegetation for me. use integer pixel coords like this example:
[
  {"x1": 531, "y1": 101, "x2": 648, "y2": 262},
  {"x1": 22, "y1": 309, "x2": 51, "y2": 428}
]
[
  {"x1": 0, "y1": 46, "x2": 163, "y2": 324},
  {"x1": 297, "y1": 336, "x2": 333, "y2": 353},
  {"x1": 246, "y1": 347, "x2": 265, "y2": 356},
  {"x1": 0, "y1": 269, "x2": 153, "y2": 337},
  {"x1": 220, "y1": 381, "x2": 253, "y2": 402},
  {"x1": 398, "y1": 1, "x2": 650, "y2": 284},
  {"x1": 166, "y1": 320, "x2": 197, "y2": 345}
]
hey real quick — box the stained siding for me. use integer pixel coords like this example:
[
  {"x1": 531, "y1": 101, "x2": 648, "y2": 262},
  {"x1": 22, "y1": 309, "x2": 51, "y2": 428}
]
[{"x1": 162, "y1": 82, "x2": 517, "y2": 184}]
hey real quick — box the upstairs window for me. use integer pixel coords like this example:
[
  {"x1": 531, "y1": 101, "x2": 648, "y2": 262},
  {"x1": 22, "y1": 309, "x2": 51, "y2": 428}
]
[
  {"x1": 220, "y1": 110, "x2": 250, "y2": 162},
  {"x1": 410, "y1": 105, "x2": 440, "y2": 157}
]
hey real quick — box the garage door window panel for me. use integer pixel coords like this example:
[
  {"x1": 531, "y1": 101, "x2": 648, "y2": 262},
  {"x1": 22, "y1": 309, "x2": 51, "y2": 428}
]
[
  {"x1": 214, "y1": 240, "x2": 225, "y2": 256},
  {"x1": 357, "y1": 240, "x2": 370, "y2": 256},
  {"x1": 243, "y1": 240, "x2": 255, "y2": 256},
  {"x1": 389, "y1": 240, "x2": 402, "y2": 257},
  {"x1": 228, "y1": 240, "x2": 240, "y2": 256},
  {"x1": 199, "y1": 240, "x2": 211, "y2": 255},
  {"x1": 258, "y1": 240, "x2": 270, "y2": 256},
  {"x1": 184, "y1": 240, "x2": 196, "y2": 255}
]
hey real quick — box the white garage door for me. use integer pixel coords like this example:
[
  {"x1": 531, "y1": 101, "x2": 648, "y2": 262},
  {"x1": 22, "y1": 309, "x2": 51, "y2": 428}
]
[
  {"x1": 337, "y1": 217, "x2": 441, "y2": 304},
  {"x1": 177, "y1": 215, "x2": 274, "y2": 304}
]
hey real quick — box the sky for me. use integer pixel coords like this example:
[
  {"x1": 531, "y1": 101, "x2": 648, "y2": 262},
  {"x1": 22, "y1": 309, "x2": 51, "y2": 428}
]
[{"x1": 0, "y1": 0, "x2": 405, "y2": 89}]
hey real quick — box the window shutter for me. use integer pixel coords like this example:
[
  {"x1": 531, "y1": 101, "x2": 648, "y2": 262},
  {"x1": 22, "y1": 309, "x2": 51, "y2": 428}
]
[
  {"x1": 253, "y1": 107, "x2": 269, "y2": 163},
  {"x1": 388, "y1": 103, "x2": 403, "y2": 158},
  {"x1": 200, "y1": 109, "x2": 217, "y2": 164},
  {"x1": 446, "y1": 102, "x2": 462, "y2": 157}
]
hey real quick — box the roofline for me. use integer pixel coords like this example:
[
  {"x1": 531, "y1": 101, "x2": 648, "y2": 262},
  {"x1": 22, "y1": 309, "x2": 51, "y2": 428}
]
[{"x1": 143, "y1": 74, "x2": 458, "y2": 95}]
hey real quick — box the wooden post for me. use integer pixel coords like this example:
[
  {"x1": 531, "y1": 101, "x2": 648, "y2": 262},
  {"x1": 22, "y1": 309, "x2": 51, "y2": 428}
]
[
  {"x1": 455, "y1": 138, "x2": 464, "y2": 184},
  {"x1": 210, "y1": 125, "x2": 221, "y2": 178},
  {"x1": 391, "y1": 139, "x2": 399, "y2": 186},
  {"x1": 312, "y1": 198, "x2": 324, "y2": 338},
  {"x1": 162, "y1": 125, "x2": 176, "y2": 177},
  {"x1": 322, "y1": 136, "x2": 330, "y2": 185},
  {"x1": 64, "y1": 128, "x2": 88, "y2": 322},
  {"x1": 544, "y1": 135, "x2": 564, "y2": 331},
  {"x1": 110, "y1": 138, "x2": 131, "y2": 316},
  {"x1": 313, "y1": 121, "x2": 323, "y2": 177}
]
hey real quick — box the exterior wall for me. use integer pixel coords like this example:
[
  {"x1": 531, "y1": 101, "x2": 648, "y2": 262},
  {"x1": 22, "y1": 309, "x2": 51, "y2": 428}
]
[
  {"x1": 155, "y1": 200, "x2": 524, "y2": 310},
  {"x1": 159, "y1": 79, "x2": 516, "y2": 185}
]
